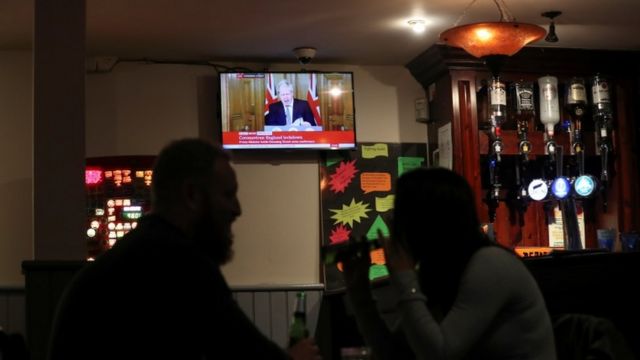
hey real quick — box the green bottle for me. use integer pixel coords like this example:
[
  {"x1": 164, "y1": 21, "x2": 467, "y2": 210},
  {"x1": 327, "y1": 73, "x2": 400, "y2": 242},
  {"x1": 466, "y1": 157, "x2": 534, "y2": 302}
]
[{"x1": 288, "y1": 291, "x2": 309, "y2": 346}]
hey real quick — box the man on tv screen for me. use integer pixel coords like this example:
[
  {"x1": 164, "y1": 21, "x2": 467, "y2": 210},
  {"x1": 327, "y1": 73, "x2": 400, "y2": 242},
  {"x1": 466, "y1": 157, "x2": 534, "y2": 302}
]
[{"x1": 265, "y1": 79, "x2": 317, "y2": 127}]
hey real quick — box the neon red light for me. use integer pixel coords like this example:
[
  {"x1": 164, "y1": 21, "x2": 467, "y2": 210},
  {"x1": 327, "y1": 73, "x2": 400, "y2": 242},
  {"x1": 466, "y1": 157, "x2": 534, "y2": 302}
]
[{"x1": 85, "y1": 169, "x2": 103, "y2": 185}]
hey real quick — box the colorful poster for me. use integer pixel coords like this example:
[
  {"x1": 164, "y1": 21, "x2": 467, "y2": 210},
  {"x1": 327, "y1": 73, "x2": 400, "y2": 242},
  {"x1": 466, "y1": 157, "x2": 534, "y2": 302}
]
[{"x1": 320, "y1": 142, "x2": 427, "y2": 293}]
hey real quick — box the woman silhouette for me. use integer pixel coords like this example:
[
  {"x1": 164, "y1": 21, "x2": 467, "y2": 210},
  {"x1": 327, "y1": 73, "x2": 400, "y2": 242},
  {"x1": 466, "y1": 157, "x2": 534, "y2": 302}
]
[{"x1": 343, "y1": 167, "x2": 556, "y2": 360}]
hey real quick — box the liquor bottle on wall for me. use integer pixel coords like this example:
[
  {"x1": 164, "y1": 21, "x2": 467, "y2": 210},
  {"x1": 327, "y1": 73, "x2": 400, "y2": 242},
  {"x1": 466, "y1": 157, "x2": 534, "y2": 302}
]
[
  {"x1": 489, "y1": 77, "x2": 507, "y2": 128},
  {"x1": 511, "y1": 80, "x2": 536, "y2": 219},
  {"x1": 538, "y1": 76, "x2": 560, "y2": 158},
  {"x1": 591, "y1": 74, "x2": 613, "y2": 184},
  {"x1": 592, "y1": 74, "x2": 612, "y2": 119},
  {"x1": 486, "y1": 77, "x2": 507, "y2": 222},
  {"x1": 566, "y1": 77, "x2": 588, "y2": 155},
  {"x1": 513, "y1": 81, "x2": 535, "y2": 161}
]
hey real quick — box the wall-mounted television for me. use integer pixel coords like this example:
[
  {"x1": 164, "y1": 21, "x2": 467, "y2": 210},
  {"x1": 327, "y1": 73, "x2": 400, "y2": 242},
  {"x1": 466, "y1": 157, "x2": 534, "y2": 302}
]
[{"x1": 219, "y1": 72, "x2": 356, "y2": 150}]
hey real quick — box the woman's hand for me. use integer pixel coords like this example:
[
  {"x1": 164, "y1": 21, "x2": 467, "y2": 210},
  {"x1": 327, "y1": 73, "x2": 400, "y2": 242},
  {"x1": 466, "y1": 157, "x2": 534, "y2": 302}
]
[
  {"x1": 380, "y1": 231, "x2": 415, "y2": 274},
  {"x1": 287, "y1": 337, "x2": 322, "y2": 360},
  {"x1": 341, "y1": 239, "x2": 372, "y2": 294}
]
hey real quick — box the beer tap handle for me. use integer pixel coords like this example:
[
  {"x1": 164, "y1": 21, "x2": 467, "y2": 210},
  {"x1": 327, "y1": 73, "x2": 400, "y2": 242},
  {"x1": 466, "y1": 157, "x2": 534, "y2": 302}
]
[
  {"x1": 602, "y1": 147, "x2": 609, "y2": 182},
  {"x1": 515, "y1": 160, "x2": 529, "y2": 221},
  {"x1": 598, "y1": 126, "x2": 610, "y2": 212},
  {"x1": 487, "y1": 157, "x2": 500, "y2": 222},
  {"x1": 600, "y1": 133, "x2": 610, "y2": 183},
  {"x1": 489, "y1": 157, "x2": 501, "y2": 194},
  {"x1": 555, "y1": 145, "x2": 564, "y2": 179},
  {"x1": 487, "y1": 190, "x2": 498, "y2": 222}
]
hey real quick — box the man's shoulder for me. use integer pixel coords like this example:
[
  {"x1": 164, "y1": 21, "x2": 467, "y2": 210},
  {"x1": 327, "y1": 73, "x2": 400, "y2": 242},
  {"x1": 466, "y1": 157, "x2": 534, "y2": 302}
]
[{"x1": 269, "y1": 101, "x2": 283, "y2": 109}]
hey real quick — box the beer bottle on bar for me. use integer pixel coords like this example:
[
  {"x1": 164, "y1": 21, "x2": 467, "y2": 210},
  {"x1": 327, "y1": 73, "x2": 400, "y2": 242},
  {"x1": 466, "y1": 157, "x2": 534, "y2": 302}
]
[{"x1": 288, "y1": 291, "x2": 309, "y2": 346}]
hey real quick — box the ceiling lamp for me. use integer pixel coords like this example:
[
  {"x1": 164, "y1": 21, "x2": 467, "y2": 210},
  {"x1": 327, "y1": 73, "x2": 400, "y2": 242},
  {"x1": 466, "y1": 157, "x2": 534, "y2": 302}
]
[
  {"x1": 541, "y1": 11, "x2": 562, "y2": 43},
  {"x1": 408, "y1": 19, "x2": 427, "y2": 34},
  {"x1": 440, "y1": 0, "x2": 546, "y2": 76}
]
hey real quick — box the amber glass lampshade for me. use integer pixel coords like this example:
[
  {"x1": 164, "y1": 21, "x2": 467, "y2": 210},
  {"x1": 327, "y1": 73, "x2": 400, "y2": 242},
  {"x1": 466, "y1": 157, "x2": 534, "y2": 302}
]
[
  {"x1": 440, "y1": 21, "x2": 545, "y2": 76},
  {"x1": 440, "y1": 22, "x2": 546, "y2": 58}
]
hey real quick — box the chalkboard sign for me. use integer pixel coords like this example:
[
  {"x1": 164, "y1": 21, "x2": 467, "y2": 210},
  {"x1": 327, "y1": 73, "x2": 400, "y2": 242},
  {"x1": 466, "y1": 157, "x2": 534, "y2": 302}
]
[{"x1": 320, "y1": 142, "x2": 427, "y2": 293}]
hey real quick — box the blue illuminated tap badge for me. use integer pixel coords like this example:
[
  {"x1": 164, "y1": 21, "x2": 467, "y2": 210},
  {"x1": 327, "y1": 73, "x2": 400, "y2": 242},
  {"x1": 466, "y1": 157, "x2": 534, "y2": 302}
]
[
  {"x1": 574, "y1": 175, "x2": 597, "y2": 197},
  {"x1": 528, "y1": 179, "x2": 548, "y2": 201},
  {"x1": 551, "y1": 177, "x2": 571, "y2": 199}
]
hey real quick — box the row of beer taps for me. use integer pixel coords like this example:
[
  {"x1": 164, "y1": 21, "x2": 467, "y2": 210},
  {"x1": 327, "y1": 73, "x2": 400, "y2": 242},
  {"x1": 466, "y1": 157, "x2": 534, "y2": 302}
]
[{"x1": 485, "y1": 74, "x2": 614, "y2": 229}]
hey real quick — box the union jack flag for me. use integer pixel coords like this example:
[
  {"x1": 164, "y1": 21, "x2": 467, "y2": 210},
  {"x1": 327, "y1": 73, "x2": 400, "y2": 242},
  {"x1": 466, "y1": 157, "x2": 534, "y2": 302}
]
[
  {"x1": 307, "y1": 73, "x2": 323, "y2": 126},
  {"x1": 264, "y1": 73, "x2": 278, "y2": 116}
]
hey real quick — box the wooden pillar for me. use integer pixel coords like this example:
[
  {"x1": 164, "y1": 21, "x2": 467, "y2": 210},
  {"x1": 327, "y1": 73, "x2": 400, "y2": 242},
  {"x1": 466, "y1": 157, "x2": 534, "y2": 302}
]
[
  {"x1": 33, "y1": 0, "x2": 86, "y2": 259},
  {"x1": 451, "y1": 71, "x2": 483, "y2": 219}
]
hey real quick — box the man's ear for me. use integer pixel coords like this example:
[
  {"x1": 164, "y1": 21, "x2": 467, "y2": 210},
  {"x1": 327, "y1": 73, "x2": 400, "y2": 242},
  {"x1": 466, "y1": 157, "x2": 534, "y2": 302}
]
[{"x1": 182, "y1": 180, "x2": 204, "y2": 212}]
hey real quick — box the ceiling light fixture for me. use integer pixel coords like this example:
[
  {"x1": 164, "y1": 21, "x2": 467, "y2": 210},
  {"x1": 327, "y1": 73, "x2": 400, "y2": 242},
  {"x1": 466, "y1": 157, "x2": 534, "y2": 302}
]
[
  {"x1": 408, "y1": 19, "x2": 427, "y2": 34},
  {"x1": 541, "y1": 11, "x2": 561, "y2": 43},
  {"x1": 439, "y1": 0, "x2": 546, "y2": 76}
]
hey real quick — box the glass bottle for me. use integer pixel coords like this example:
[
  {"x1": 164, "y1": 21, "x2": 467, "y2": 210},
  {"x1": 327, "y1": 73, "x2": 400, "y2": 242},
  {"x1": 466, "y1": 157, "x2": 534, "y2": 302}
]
[
  {"x1": 591, "y1": 74, "x2": 612, "y2": 119},
  {"x1": 591, "y1": 74, "x2": 613, "y2": 180},
  {"x1": 567, "y1": 77, "x2": 588, "y2": 118},
  {"x1": 288, "y1": 292, "x2": 309, "y2": 346},
  {"x1": 513, "y1": 81, "x2": 535, "y2": 159},
  {"x1": 514, "y1": 81, "x2": 535, "y2": 134},
  {"x1": 566, "y1": 77, "x2": 588, "y2": 154},
  {"x1": 514, "y1": 81, "x2": 535, "y2": 114},
  {"x1": 489, "y1": 77, "x2": 507, "y2": 128},
  {"x1": 538, "y1": 76, "x2": 560, "y2": 137}
]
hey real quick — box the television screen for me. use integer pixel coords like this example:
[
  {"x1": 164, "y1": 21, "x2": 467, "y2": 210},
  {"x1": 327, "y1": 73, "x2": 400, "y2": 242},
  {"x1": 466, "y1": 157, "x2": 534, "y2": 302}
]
[{"x1": 219, "y1": 72, "x2": 356, "y2": 150}]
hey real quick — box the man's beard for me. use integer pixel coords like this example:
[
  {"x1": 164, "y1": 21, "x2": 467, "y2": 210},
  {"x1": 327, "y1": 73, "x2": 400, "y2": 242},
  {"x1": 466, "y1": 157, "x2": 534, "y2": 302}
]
[{"x1": 193, "y1": 212, "x2": 234, "y2": 265}]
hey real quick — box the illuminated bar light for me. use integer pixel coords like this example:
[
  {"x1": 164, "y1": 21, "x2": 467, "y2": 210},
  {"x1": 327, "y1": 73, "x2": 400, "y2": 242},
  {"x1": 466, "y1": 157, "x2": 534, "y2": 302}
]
[
  {"x1": 527, "y1": 179, "x2": 549, "y2": 201},
  {"x1": 574, "y1": 175, "x2": 597, "y2": 198},
  {"x1": 85, "y1": 169, "x2": 103, "y2": 185},
  {"x1": 551, "y1": 177, "x2": 571, "y2": 200}
]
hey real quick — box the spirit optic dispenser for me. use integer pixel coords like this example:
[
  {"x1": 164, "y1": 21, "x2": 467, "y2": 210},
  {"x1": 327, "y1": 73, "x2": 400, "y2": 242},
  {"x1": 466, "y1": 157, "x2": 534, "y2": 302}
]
[
  {"x1": 513, "y1": 81, "x2": 535, "y2": 162},
  {"x1": 591, "y1": 75, "x2": 613, "y2": 199},
  {"x1": 487, "y1": 77, "x2": 507, "y2": 221},
  {"x1": 538, "y1": 76, "x2": 560, "y2": 161},
  {"x1": 565, "y1": 77, "x2": 588, "y2": 157},
  {"x1": 509, "y1": 80, "x2": 536, "y2": 224},
  {"x1": 489, "y1": 77, "x2": 506, "y2": 162}
]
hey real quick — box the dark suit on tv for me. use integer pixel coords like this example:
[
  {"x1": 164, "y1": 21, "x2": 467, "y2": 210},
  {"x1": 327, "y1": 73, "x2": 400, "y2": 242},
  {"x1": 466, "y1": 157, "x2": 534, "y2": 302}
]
[{"x1": 265, "y1": 99, "x2": 316, "y2": 126}]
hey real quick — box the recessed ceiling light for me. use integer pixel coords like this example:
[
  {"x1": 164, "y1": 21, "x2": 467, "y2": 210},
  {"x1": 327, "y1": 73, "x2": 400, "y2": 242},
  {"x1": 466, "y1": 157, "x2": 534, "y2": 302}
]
[{"x1": 408, "y1": 19, "x2": 426, "y2": 34}]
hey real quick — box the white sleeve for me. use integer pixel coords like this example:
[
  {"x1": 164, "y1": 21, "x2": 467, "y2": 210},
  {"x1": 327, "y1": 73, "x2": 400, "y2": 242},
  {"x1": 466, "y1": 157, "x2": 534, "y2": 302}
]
[{"x1": 391, "y1": 249, "x2": 518, "y2": 360}]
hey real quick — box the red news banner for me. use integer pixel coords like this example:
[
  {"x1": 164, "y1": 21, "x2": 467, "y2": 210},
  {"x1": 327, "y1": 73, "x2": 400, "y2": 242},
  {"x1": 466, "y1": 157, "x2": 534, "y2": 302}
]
[{"x1": 223, "y1": 131, "x2": 355, "y2": 148}]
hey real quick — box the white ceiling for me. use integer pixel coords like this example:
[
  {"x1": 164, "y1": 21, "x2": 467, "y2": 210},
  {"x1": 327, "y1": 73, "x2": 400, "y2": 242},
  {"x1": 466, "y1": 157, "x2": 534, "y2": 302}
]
[{"x1": 1, "y1": 0, "x2": 640, "y2": 65}]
